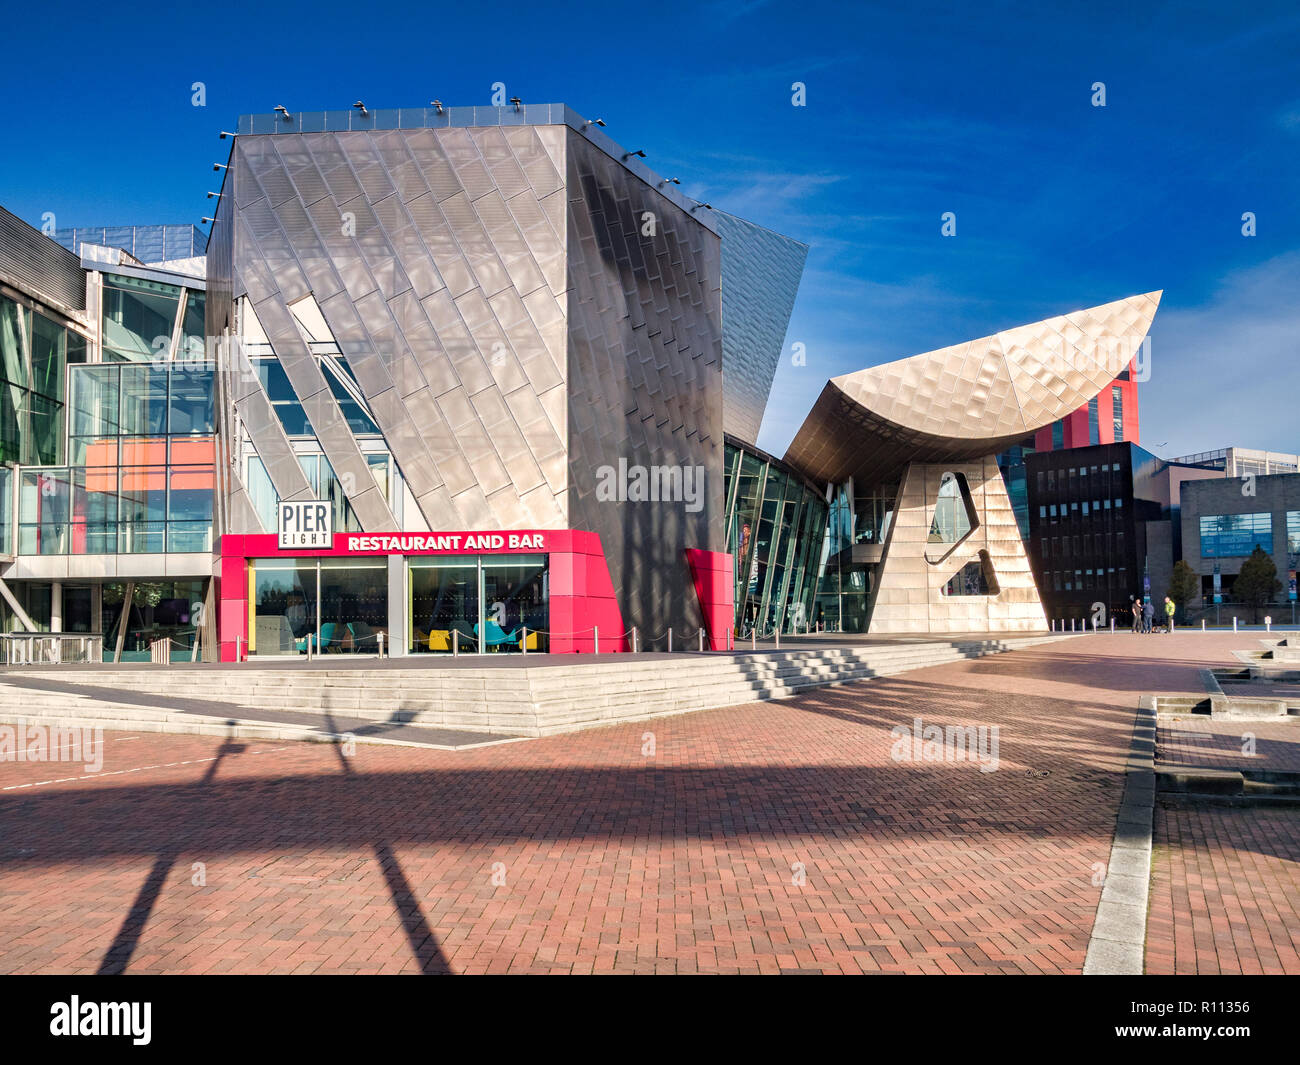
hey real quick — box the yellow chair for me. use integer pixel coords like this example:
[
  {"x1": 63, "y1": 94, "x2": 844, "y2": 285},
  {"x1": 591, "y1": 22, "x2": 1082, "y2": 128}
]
[
  {"x1": 518, "y1": 630, "x2": 539, "y2": 651},
  {"x1": 428, "y1": 629, "x2": 451, "y2": 651}
]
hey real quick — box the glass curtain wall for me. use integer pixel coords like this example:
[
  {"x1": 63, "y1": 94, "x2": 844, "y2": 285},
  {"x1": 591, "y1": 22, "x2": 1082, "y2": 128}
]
[
  {"x1": 21, "y1": 364, "x2": 216, "y2": 555},
  {"x1": 722, "y1": 441, "x2": 828, "y2": 637},
  {"x1": 101, "y1": 580, "x2": 207, "y2": 661},
  {"x1": 0, "y1": 294, "x2": 77, "y2": 466},
  {"x1": 409, "y1": 554, "x2": 548, "y2": 654},
  {"x1": 250, "y1": 557, "x2": 388, "y2": 655}
]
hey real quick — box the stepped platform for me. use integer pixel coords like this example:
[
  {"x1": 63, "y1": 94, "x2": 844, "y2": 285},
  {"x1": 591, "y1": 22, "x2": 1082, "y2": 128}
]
[{"x1": 0, "y1": 633, "x2": 1070, "y2": 745}]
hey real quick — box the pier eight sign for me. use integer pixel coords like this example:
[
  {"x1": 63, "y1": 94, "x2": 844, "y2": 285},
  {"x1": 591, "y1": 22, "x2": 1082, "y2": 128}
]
[{"x1": 278, "y1": 500, "x2": 333, "y2": 549}]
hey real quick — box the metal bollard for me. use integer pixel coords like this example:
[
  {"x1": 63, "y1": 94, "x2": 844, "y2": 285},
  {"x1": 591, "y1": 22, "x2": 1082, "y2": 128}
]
[
  {"x1": 775, "y1": 627, "x2": 780, "y2": 649},
  {"x1": 236, "y1": 635, "x2": 242, "y2": 662},
  {"x1": 377, "y1": 631, "x2": 385, "y2": 658},
  {"x1": 306, "y1": 633, "x2": 313, "y2": 661},
  {"x1": 631, "y1": 627, "x2": 637, "y2": 653},
  {"x1": 698, "y1": 627, "x2": 704, "y2": 652},
  {"x1": 521, "y1": 626, "x2": 528, "y2": 656},
  {"x1": 594, "y1": 626, "x2": 599, "y2": 655},
  {"x1": 1233, "y1": 617, "x2": 1238, "y2": 633},
  {"x1": 751, "y1": 630, "x2": 756, "y2": 651},
  {"x1": 667, "y1": 628, "x2": 672, "y2": 653},
  {"x1": 1071, "y1": 618, "x2": 1075, "y2": 632},
  {"x1": 1202, "y1": 619, "x2": 1206, "y2": 632},
  {"x1": 453, "y1": 630, "x2": 459, "y2": 657},
  {"x1": 1110, "y1": 618, "x2": 1115, "y2": 633}
]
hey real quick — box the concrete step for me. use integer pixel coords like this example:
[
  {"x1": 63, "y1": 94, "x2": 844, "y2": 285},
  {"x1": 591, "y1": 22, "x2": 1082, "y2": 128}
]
[{"x1": 0, "y1": 635, "x2": 1066, "y2": 739}]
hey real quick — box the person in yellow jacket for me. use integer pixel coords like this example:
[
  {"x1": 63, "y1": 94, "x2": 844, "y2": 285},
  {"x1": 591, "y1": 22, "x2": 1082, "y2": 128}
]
[{"x1": 1163, "y1": 596, "x2": 1175, "y2": 633}]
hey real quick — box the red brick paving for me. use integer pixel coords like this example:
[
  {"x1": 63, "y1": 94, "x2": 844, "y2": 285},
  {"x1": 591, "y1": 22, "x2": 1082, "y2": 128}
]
[
  {"x1": 0, "y1": 633, "x2": 1275, "y2": 974},
  {"x1": 1146, "y1": 806, "x2": 1300, "y2": 975},
  {"x1": 1157, "y1": 718, "x2": 1300, "y2": 772},
  {"x1": 1147, "y1": 671, "x2": 1300, "y2": 976}
]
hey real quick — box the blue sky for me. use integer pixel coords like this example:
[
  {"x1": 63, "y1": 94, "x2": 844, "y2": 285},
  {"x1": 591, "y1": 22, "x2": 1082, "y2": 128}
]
[{"x1": 4, "y1": 0, "x2": 1297, "y2": 459}]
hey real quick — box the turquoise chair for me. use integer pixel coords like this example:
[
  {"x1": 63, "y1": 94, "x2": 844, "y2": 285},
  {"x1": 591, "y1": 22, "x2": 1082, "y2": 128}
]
[
  {"x1": 318, "y1": 622, "x2": 340, "y2": 652},
  {"x1": 474, "y1": 619, "x2": 519, "y2": 650}
]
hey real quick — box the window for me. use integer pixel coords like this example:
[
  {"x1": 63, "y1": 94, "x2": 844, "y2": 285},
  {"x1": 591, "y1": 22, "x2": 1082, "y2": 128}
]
[
  {"x1": 0, "y1": 296, "x2": 73, "y2": 465},
  {"x1": 1112, "y1": 385, "x2": 1124, "y2": 441},
  {"x1": 102, "y1": 274, "x2": 182, "y2": 362},
  {"x1": 1088, "y1": 397, "x2": 1099, "y2": 445},
  {"x1": 940, "y1": 551, "x2": 998, "y2": 596},
  {"x1": 1289, "y1": 512, "x2": 1300, "y2": 555},
  {"x1": 928, "y1": 472, "x2": 975, "y2": 545},
  {"x1": 1052, "y1": 421, "x2": 1064, "y2": 449},
  {"x1": 1201, "y1": 512, "x2": 1273, "y2": 557}
]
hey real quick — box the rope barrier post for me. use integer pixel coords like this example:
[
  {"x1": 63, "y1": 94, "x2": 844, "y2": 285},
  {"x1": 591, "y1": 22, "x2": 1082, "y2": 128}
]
[
  {"x1": 521, "y1": 626, "x2": 528, "y2": 656},
  {"x1": 775, "y1": 627, "x2": 780, "y2": 650},
  {"x1": 1202, "y1": 619, "x2": 1206, "y2": 632},
  {"x1": 631, "y1": 627, "x2": 637, "y2": 654},
  {"x1": 236, "y1": 635, "x2": 242, "y2": 662},
  {"x1": 594, "y1": 626, "x2": 599, "y2": 655},
  {"x1": 1233, "y1": 617, "x2": 1238, "y2": 633},
  {"x1": 1110, "y1": 618, "x2": 1115, "y2": 633},
  {"x1": 453, "y1": 630, "x2": 459, "y2": 657},
  {"x1": 377, "y1": 631, "x2": 385, "y2": 658},
  {"x1": 667, "y1": 628, "x2": 672, "y2": 654},
  {"x1": 698, "y1": 627, "x2": 704, "y2": 653},
  {"x1": 751, "y1": 630, "x2": 756, "y2": 651}
]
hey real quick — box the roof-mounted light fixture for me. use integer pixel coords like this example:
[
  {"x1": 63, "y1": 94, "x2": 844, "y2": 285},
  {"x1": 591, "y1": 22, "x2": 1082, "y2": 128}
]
[
  {"x1": 200, "y1": 217, "x2": 216, "y2": 225},
  {"x1": 206, "y1": 191, "x2": 222, "y2": 199},
  {"x1": 509, "y1": 96, "x2": 522, "y2": 112},
  {"x1": 582, "y1": 118, "x2": 606, "y2": 130},
  {"x1": 691, "y1": 202, "x2": 713, "y2": 212},
  {"x1": 273, "y1": 105, "x2": 292, "y2": 121},
  {"x1": 218, "y1": 131, "x2": 236, "y2": 139},
  {"x1": 430, "y1": 100, "x2": 444, "y2": 114},
  {"x1": 353, "y1": 100, "x2": 368, "y2": 117},
  {"x1": 622, "y1": 149, "x2": 646, "y2": 160},
  {"x1": 659, "y1": 177, "x2": 681, "y2": 187},
  {"x1": 213, "y1": 162, "x2": 228, "y2": 171}
]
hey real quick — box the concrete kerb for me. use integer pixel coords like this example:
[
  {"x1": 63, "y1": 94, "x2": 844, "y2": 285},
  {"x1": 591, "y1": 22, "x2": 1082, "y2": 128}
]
[{"x1": 1083, "y1": 694, "x2": 1156, "y2": 975}]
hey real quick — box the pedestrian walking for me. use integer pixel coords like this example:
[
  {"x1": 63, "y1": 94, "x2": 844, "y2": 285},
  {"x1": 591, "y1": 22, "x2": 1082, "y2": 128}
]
[{"x1": 1164, "y1": 596, "x2": 1175, "y2": 633}]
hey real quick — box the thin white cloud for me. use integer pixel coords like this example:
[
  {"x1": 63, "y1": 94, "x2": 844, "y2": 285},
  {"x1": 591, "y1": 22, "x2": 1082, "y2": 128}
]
[{"x1": 1144, "y1": 253, "x2": 1300, "y2": 457}]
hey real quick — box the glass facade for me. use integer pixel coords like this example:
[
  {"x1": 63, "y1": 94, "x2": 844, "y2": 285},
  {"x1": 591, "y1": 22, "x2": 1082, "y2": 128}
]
[
  {"x1": 0, "y1": 294, "x2": 78, "y2": 466},
  {"x1": 409, "y1": 555, "x2": 547, "y2": 654},
  {"x1": 18, "y1": 438, "x2": 216, "y2": 555},
  {"x1": 723, "y1": 441, "x2": 828, "y2": 635},
  {"x1": 1111, "y1": 385, "x2": 1124, "y2": 441},
  {"x1": 1199, "y1": 512, "x2": 1273, "y2": 557},
  {"x1": 16, "y1": 363, "x2": 218, "y2": 555},
  {"x1": 250, "y1": 557, "x2": 388, "y2": 655},
  {"x1": 101, "y1": 273, "x2": 184, "y2": 362},
  {"x1": 102, "y1": 580, "x2": 207, "y2": 662}
]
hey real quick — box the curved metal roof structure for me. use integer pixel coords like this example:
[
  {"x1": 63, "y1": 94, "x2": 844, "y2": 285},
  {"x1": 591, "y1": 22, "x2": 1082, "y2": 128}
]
[{"x1": 784, "y1": 291, "x2": 1161, "y2": 485}]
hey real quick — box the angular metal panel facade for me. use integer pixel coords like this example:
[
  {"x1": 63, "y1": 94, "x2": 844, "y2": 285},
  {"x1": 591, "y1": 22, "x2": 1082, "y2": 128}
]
[
  {"x1": 563, "y1": 132, "x2": 725, "y2": 640},
  {"x1": 713, "y1": 210, "x2": 808, "y2": 445},
  {"x1": 0, "y1": 207, "x2": 85, "y2": 312},
  {"x1": 208, "y1": 111, "x2": 744, "y2": 638}
]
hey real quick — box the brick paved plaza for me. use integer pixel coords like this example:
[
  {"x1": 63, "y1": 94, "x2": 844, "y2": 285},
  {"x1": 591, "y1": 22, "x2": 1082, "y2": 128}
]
[{"x1": 1, "y1": 633, "x2": 1296, "y2": 974}]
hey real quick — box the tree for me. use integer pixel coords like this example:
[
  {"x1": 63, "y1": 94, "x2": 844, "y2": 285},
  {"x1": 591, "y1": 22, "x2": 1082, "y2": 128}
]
[
  {"x1": 1167, "y1": 560, "x2": 1198, "y2": 623},
  {"x1": 1233, "y1": 546, "x2": 1282, "y2": 622}
]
